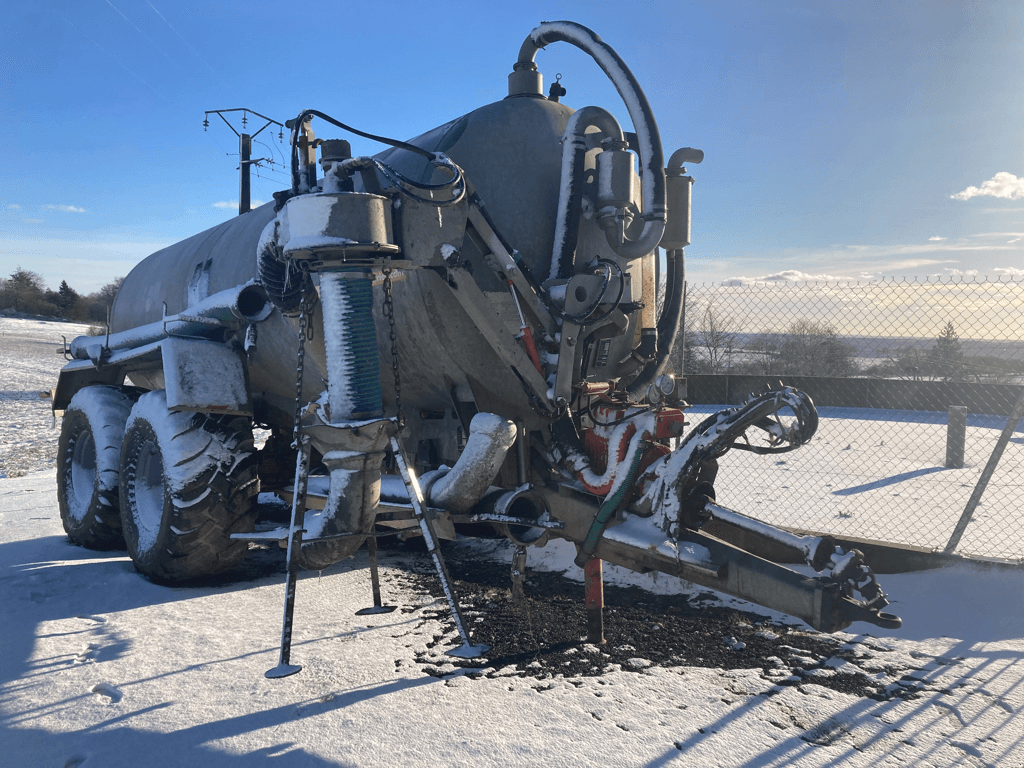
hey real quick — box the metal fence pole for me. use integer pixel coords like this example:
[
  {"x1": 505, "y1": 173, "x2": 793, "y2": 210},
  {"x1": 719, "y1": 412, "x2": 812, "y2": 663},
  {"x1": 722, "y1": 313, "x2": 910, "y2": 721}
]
[
  {"x1": 946, "y1": 406, "x2": 967, "y2": 469},
  {"x1": 944, "y1": 387, "x2": 1024, "y2": 554}
]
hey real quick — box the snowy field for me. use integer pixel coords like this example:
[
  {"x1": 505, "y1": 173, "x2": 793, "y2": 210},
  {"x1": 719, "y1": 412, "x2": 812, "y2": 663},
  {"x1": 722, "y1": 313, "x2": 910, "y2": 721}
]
[
  {"x1": 684, "y1": 404, "x2": 1024, "y2": 561},
  {"x1": 0, "y1": 317, "x2": 94, "y2": 480},
  {"x1": 3, "y1": 316, "x2": 1024, "y2": 767}
]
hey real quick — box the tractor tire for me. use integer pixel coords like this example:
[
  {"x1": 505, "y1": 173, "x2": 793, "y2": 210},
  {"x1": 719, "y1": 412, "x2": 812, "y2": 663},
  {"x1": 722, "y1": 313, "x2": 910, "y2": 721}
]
[
  {"x1": 57, "y1": 385, "x2": 133, "y2": 550},
  {"x1": 118, "y1": 390, "x2": 258, "y2": 583}
]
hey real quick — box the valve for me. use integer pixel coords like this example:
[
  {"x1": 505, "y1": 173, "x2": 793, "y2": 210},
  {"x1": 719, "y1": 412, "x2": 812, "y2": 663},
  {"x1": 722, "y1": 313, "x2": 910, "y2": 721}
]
[{"x1": 595, "y1": 141, "x2": 638, "y2": 245}]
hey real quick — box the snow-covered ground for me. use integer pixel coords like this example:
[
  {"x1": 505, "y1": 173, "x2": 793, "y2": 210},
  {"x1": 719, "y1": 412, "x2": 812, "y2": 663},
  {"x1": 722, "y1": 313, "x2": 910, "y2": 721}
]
[
  {"x1": 684, "y1": 403, "x2": 1024, "y2": 561},
  {"x1": 0, "y1": 317, "x2": 94, "y2": 479},
  {"x1": 4, "y1": 316, "x2": 1024, "y2": 767}
]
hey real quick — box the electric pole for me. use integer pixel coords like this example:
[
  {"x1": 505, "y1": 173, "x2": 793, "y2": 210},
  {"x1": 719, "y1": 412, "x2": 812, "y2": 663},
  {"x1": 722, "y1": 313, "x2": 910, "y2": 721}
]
[{"x1": 203, "y1": 108, "x2": 284, "y2": 216}]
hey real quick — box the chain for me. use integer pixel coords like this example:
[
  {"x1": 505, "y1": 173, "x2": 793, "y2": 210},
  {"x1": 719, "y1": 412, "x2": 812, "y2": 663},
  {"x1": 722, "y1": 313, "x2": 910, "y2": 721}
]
[
  {"x1": 382, "y1": 264, "x2": 405, "y2": 430},
  {"x1": 291, "y1": 269, "x2": 313, "y2": 446}
]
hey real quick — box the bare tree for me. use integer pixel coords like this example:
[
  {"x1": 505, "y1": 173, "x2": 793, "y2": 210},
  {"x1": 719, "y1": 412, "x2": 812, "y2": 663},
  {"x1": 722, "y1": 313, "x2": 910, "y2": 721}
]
[
  {"x1": 776, "y1": 319, "x2": 856, "y2": 377},
  {"x1": 696, "y1": 300, "x2": 737, "y2": 374}
]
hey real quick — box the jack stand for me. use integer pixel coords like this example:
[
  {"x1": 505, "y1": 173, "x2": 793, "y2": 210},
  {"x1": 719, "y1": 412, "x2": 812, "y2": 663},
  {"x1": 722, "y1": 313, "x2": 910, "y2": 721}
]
[
  {"x1": 511, "y1": 545, "x2": 527, "y2": 603},
  {"x1": 355, "y1": 536, "x2": 397, "y2": 616},
  {"x1": 266, "y1": 433, "x2": 312, "y2": 679},
  {"x1": 584, "y1": 558, "x2": 606, "y2": 645},
  {"x1": 390, "y1": 436, "x2": 490, "y2": 659}
]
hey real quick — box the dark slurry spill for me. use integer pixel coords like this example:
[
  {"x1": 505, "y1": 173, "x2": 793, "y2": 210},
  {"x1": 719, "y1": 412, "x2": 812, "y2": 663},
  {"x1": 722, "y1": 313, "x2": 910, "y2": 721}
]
[{"x1": 392, "y1": 540, "x2": 922, "y2": 701}]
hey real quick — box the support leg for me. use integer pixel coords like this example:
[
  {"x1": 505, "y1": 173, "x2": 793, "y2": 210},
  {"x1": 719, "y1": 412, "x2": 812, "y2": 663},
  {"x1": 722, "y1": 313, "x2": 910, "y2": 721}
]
[
  {"x1": 584, "y1": 558, "x2": 605, "y2": 645},
  {"x1": 391, "y1": 436, "x2": 489, "y2": 659},
  {"x1": 266, "y1": 433, "x2": 312, "y2": 679},
  {"x1": 355, "y1": 536, "x2": 397, "y2": 615},
  {"x1": 511, "y1": 545, "x2": 527, "y2": 603}
]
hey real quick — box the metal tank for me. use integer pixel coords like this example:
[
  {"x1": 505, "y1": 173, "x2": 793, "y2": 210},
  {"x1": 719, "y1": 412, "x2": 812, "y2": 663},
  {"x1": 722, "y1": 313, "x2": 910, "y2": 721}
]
[{"x1": 54, "y1": 21, "x2": 903, "y2": 664}]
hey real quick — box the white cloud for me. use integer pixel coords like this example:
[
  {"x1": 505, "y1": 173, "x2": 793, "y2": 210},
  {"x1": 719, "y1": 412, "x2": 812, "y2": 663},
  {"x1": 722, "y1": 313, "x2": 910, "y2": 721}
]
[
  {"x1": 951, "y1": 172, "x2": 1024, "y2": 201},
  {"x1": 721, "y1": 269, "x2": 848, "y2": 286},
  {"x1": 878, "y1": 258, "x2": 958, "y2": 270},
  {"x1": 23, "y1": 218, "x2": 44, "y2": 224},
  {"x1": 213, "y1": 200, "x2": 264, "y2": 210},
  {"x1": 928, "y1": 236, "x2": 946, "y2": 241},
  {"x1": 42, "y1": 204, "x2": 87, "y2": 213},
  {"x1": 994, "y1": 266, "x2": 1024, "y2": 276}
]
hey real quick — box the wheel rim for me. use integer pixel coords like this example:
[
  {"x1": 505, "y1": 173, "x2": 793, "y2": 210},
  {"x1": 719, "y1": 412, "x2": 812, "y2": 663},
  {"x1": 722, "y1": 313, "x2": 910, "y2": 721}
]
[
  {"x1": 68, "y1": 430, "x2": 97, "y2": 522},
  {"x1": 133, "y1": 439, "x2": 165, "y2": 552}
]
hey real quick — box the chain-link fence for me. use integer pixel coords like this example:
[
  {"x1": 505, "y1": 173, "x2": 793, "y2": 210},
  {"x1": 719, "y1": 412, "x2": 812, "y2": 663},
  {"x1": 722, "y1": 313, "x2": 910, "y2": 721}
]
[{"x1": 676, "y1": 276, "x2": 1024, "y2": 561}]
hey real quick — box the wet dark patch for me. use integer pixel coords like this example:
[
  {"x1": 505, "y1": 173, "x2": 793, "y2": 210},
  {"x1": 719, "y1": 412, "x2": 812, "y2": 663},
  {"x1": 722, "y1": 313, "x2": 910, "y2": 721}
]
[{"x1": 396, "y1": 540, "x2": 919, "y2": 701}]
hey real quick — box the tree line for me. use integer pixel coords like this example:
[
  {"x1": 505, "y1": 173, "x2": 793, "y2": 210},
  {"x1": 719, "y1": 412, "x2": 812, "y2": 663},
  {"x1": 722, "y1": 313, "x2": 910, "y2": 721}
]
[
  {"x1": 0, "y1": 267, "x2": 124, "y2": 323},
  {"x1": 676, "y1": 296, "x2": 1022, "y2": 384}
]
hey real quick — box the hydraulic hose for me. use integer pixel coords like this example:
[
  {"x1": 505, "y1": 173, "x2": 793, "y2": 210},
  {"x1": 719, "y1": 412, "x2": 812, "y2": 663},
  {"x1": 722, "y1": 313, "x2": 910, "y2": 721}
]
[
  {"x1": 623, "y1": 247, "x2": 684, "y2": 402},
  {"x1": 518, "y1": 21, "x2": 667, "y2": 260},
  {"x1": 621, "y1": 145, "x2": 698, "y2": 402}
]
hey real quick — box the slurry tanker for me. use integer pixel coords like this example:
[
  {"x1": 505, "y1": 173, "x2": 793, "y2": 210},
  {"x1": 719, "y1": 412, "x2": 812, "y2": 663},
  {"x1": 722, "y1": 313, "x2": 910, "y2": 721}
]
[{"x1": 54, "y1": 21, "x2": 900, "y2": 670}]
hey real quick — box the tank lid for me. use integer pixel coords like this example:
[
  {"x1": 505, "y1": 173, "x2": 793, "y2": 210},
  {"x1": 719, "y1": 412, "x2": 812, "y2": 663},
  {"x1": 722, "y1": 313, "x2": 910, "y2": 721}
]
[{"x1": 507, "y1": 62, "x2": 544, "y2": 98}]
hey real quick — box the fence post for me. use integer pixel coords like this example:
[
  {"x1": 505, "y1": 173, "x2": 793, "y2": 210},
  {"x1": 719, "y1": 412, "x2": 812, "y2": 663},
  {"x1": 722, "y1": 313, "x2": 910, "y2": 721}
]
[
  {"x1": 945, "y1": 406, "x2": 967, "y2": 469},
  {"x1": 944, "y1": 387, "x2": 1024, "y2": 554}
]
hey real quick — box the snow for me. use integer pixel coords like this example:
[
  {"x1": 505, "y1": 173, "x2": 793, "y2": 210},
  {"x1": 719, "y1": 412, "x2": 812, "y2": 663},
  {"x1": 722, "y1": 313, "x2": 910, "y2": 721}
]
[
  {"x1": 5, "y1": 315, "x2": 1024, "y2": 766},
  {"x1": 684, "y1": 404, "x2": 1024, "y2": 560},
  {"x1": 0, "y1": 317, "x2": 93, "y2": 479}
]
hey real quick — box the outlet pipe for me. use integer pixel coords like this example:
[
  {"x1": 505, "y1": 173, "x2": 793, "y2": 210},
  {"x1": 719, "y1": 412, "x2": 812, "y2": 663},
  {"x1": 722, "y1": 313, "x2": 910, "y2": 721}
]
[
  {"x1": 517, "y1": 21, "x2": 667, "y2": 261},
  {"x1": 423, "y1": 413, "x2": 517, "y2": 513},
  {"x1": 70, "y1": 283, "x2": 272, "y2": 362}
]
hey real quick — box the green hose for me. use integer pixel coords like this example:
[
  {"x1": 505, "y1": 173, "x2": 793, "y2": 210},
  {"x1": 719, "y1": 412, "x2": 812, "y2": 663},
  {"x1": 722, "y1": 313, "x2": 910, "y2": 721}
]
[{"x1": 574, "y1": 440, "x2": 648, "y2": 568}]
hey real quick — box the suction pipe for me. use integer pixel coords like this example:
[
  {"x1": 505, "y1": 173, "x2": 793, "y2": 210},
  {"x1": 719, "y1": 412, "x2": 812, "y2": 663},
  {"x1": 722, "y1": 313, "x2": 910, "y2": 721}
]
[
  {"x1": 517, "y1": 21, "x2": 667, "y2": 261},
  {"x1": 550, "y1": 106, "x2": 625, "y2": 281}
]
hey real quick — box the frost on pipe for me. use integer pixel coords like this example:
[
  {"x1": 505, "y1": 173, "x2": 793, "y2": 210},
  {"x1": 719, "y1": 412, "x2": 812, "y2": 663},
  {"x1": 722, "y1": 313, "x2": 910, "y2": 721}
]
[
  {"x1": 549, "y1": 106, "x2": 625, "y2": 281},
  {"x1": 427, "y1": 413, "x2": 517, "y2": 514},
  {"x1": 518, "y1": 21, "x2": 666, "y2": 259},
  {"x1": 69, "y1": 282, "x2": 272, "y2": 362}
]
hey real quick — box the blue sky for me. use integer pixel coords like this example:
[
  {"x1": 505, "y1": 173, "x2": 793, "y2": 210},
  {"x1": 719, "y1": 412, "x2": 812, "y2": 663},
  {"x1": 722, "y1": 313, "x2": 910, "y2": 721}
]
[{"x1": 1, "y1": 0, "x2": 1022, "y2": 293}]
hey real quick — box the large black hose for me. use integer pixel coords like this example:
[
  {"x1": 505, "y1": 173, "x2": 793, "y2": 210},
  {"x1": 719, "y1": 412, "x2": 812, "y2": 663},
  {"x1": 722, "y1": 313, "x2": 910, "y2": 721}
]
[{"x1": 622, "y1": 248, "x2": 685, "y2": 401}]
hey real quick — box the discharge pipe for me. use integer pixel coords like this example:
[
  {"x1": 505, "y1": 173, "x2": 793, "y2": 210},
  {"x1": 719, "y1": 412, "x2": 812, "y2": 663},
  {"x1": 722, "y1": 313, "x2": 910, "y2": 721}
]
[
  {"x1": 421, "y1": 413, "x2": 517, "y2": 514},
  {"x1": 516, "y1": 21, "x2": 667, "y2": 261},
  {"x1": 71, "y1": 283, "x2": 272, "y2": 362}
]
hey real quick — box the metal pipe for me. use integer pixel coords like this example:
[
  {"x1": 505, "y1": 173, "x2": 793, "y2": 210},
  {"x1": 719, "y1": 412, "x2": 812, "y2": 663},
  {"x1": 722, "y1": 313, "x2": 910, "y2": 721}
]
[
  {"x1": 427, "y1": 413, "x2": 517, "y2": 513},
  {"x1": 70, "y1": 283, "x2": 272, "y2": 361},
  {"x1": 623, "y1": 247, "x2": 684, "y2": 401},
  {"x1": 620, "y1": 150, "x2": 699, "y2": 401},
  {"x1": 517, "y1": 21, "x2": 666, "y2": 260},
  {"x1": 706, "y1": 500, "x2": 836, "y2": 571},
  {"x1": 549, "y1": 106, "x2": 624, "y2": 281}
]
